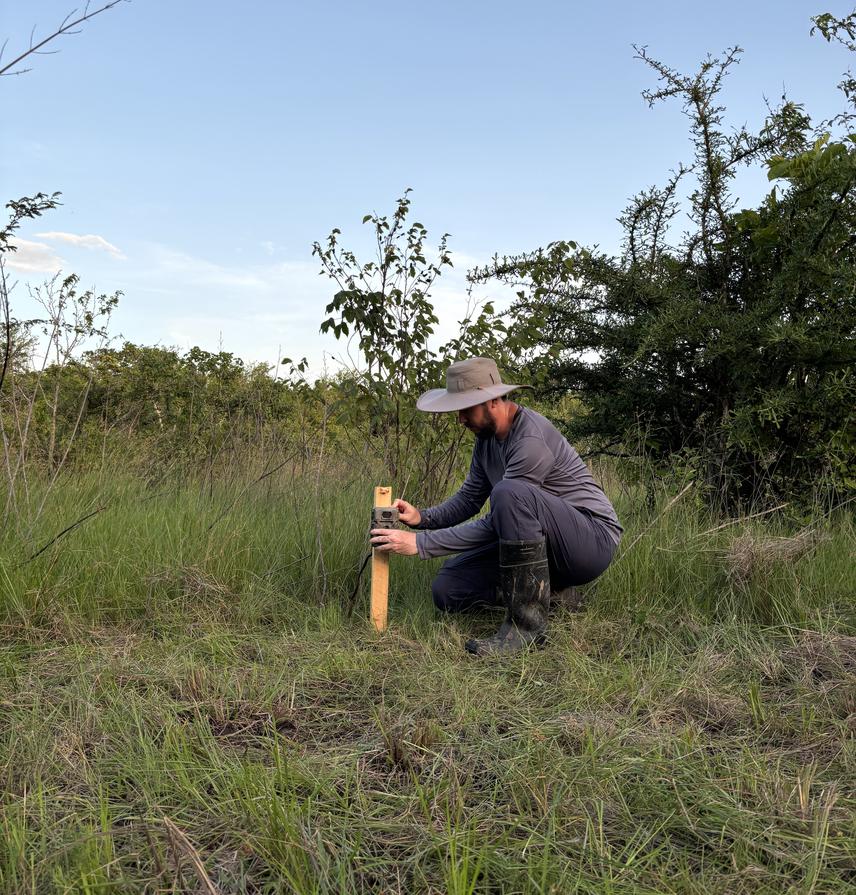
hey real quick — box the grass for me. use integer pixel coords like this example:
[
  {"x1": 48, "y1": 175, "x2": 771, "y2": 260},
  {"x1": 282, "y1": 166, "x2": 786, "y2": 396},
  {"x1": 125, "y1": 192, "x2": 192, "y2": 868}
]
[{"x1": 0, "y1": 464, "x2": 853, "y2": 893}]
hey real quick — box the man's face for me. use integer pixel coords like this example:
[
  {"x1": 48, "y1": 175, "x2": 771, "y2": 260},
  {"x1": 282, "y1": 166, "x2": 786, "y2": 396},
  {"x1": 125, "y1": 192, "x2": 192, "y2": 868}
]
[{"x1": 457, "y1": 401, "x2": 497, "y2": 439}]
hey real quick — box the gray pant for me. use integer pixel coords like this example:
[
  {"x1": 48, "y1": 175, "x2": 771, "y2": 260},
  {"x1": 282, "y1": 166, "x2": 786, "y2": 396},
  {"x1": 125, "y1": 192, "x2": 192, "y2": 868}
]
[{"x1": 431, "y1": 479, "x2": 617, "y2": 613}]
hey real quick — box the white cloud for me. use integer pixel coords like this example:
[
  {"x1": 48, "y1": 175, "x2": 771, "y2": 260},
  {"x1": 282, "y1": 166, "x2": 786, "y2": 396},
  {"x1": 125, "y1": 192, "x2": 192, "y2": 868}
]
[
  {"x1": 5, "y1": 238, "x2": 64, "y2": 273},
  {"x1": 36, "y1": 231, "x2": 126, "y2": 259}
]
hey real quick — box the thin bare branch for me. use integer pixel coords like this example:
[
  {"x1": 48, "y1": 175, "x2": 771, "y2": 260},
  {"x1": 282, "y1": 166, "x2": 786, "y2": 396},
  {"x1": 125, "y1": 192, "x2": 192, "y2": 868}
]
[
  {"x1": 0, "y1": 1, "x2": 128, "y2": 78},
  {"x1": 0, "y1": 260, "x2": 11, "y2": 397},
  {"x1": 162, "y1": 817, "x2": 221, "y2": 895},
  {"x1": 19, "y1": 504, "x2": 107, "y2": 565}
]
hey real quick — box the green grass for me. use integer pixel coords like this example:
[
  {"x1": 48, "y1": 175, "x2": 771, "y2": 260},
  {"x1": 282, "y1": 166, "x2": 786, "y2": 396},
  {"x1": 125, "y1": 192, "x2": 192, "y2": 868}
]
[{"x1": 0, "y1": 467, "x2": 853, "y2": 893}]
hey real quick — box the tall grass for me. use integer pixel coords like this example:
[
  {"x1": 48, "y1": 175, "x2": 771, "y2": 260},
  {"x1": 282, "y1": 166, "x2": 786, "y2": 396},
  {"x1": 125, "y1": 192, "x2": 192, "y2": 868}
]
[{"x1": 0, "y1": 460, "x2": 853, "y2": 893}]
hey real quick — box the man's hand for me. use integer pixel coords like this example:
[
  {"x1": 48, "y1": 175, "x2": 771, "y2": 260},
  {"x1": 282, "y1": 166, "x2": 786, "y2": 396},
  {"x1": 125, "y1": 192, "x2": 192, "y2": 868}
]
[
  {"x1": 393, "y1": 498, "x2": 422, "y2": 527},
  {"x1": 370, "y1": 528, "x2": 418, "y2": 556}
]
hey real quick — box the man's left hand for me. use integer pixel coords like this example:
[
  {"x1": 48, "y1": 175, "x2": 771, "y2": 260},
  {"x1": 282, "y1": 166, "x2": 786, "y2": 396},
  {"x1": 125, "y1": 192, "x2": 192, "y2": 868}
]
[{"x1": 370, "y1": 528, "x2": 418, "y2": 556}]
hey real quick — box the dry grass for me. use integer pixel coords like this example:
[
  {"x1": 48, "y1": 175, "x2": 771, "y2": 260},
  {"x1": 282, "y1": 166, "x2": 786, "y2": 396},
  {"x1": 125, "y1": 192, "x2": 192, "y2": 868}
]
[
  {"x1": 723, "y1": 527, "x2": 831, "y2": 587},
  {"x1": 782, "y1": 630, "x2": 856, "y2": 684}
]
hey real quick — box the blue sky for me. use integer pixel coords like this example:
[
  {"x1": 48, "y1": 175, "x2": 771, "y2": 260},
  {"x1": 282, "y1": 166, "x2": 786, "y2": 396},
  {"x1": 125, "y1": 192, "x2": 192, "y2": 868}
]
[{"x1": 3, "y1": 1, "x2": 852, "y2": 375}]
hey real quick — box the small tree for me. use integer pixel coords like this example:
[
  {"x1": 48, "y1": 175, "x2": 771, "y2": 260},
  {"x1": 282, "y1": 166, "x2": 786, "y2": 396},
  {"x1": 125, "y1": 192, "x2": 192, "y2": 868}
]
[
  {"x1": 472, "y1": 27, "x2": 855, "y2": 510},
  {"x1": 314, "y1": 191, "x2": 508, "y2": 500}
]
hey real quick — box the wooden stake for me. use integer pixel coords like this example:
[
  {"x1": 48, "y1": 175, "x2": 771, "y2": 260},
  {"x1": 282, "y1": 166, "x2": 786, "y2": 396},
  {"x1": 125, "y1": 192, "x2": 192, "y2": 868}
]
[{"x1": 371, "y1": 486, "x2": 392, "y2": 632}]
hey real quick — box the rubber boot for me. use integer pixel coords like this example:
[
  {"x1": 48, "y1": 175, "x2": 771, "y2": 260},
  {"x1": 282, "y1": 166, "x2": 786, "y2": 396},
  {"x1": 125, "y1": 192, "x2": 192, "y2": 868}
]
[{"x1": 465, "y1": 539, "x2": 550, "y2": 656}]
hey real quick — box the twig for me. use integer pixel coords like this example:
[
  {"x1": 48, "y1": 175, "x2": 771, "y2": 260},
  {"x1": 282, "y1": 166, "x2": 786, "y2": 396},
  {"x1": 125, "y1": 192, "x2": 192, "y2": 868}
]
[
  {"x1": 345, "y1": 549, "x2": 373, "y2": 618},
  {"x1": 615, "y1": 481, "x2": 694, "y2": 559},
  {"x1": 162, "y1": 816, "x2": 220, "y2": 895},
  {"x1": 0, "y1": 259, "x2": 11, "y2": 396},
  {"x1": 0, "y1": 261, "x2": 15, "y2": 525},
  {"x1": 204, "y1": 454, "x2": 294, "y2": 533},
  {"x1": 695, "y1": 493, "x2": 856, "y2": 539},
  {"x1": 694, "y1": 503, "x2": 789, "y2": 537},
  {"x1": 14, "y1": 472, "x2": 176, "y2": 567},
  {"x1": 18, "y1": 504, "x2": 107, "y2": 565},
  {"x1": 0, "y1": 1, "x2": 128, "y2": 78},
  {"x1": 313, "y1": 402, "x2": 330, "y2": 604},
  {"x1": 143, "y1": 824, "x2": 167, "y2": 884},
  {"x1": 31, "y1": 371, "x2": 97, "y2": 530}
]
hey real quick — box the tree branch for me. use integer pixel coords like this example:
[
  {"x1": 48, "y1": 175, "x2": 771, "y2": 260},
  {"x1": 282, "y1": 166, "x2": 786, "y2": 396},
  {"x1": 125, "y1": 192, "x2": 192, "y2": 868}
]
[{"x1": 0, "y1": 1, "x2": 128, "y2": 78}]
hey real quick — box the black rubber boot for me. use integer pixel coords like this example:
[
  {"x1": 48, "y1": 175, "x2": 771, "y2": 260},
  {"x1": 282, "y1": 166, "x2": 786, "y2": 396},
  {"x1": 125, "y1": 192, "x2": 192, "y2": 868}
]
[{"x1": 465, "y1": 539, "x2": 550, "y2": 656}]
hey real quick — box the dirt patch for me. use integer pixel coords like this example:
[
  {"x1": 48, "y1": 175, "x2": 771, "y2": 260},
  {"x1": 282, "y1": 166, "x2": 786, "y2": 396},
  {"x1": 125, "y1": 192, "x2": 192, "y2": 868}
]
[
  {"x1": 173, "y1": 698, "x2": 297, "y2": 750},
  {"x1": 760, "y1": 730, "x2": 849, "y2": 764},
  {"x1": 174, "y1": 688, "x2": 385, "y2": 754},
  {"x1": 208, "y1": 709, "x2": 297, "y2": 744},
  {"x1": 357, "y1": 717, "x2": 446, "y2": 780},
  {"x1": 550, "y1": 585, "x2": 588, "y2": 614},
  {"x1": 776, "y1": 631, "x2": 856, "y2": 726},
  {"x1": 554, "y1": 709, "x2": 628, "y2": 753}
]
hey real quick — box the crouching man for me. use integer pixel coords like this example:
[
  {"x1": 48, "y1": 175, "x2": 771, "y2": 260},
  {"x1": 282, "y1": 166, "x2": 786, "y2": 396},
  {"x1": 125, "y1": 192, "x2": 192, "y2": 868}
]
[{"x1": 370, "y1": 357, "x2": 622, "y2": 656}]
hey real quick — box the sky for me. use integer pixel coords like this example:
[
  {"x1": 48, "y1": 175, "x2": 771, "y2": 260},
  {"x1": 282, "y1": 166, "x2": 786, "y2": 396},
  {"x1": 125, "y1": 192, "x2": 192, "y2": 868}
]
[{"x1": 2, "y1": 0, "x2": 853, "y2": 376}]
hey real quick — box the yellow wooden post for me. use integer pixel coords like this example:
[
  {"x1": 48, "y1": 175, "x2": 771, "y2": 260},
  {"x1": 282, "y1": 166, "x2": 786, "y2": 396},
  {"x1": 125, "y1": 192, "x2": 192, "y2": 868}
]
[{"x1": 371, "y1": 486, "x2": 392, "y2": 632}]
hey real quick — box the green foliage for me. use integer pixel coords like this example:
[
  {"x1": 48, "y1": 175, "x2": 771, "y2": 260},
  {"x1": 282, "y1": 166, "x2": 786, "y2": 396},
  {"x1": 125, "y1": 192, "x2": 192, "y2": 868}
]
[
  {"x1": 47, "y1": 341, "x2": 323, "y2": 465},
  {"x1": 1, "y1": 193, "x2": 63, "y2": 393},
  {"x1": 313, "y1": 190, "x2": 453, "y2": 489},
  {"x1": 313, "y1": 191, "x2": 524, "y2": 502},
  {"x1": 315, "y1": 190, "x2": 450, "y2": 389},
  {"x1": 0, "y1": 193, "x2": 62, "y2": 253},
  {"x1": 473, "y1": 40, "x2": 856, "y2": 510},
  {"x1": 811, "y1": 9, "x2": 856, "y2": 128}
]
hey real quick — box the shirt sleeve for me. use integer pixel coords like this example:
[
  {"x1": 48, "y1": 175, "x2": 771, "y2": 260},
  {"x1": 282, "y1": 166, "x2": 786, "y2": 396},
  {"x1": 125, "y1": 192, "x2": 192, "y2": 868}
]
[
  {"x1": 414, "y1": 435, "x2": 557, "y2": 559},
  {"x1": 416, "y1": 515, "x2": 495, "y2": 559},
  {"x1": 502, "y1": 434, "x2": 555, "y2": 486}
]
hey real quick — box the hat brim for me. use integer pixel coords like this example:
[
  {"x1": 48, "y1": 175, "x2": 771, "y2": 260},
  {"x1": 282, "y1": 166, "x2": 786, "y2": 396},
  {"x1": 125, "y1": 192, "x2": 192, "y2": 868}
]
[{"x1": 416, "y1": 384, "x2": 528, "y2": 413}]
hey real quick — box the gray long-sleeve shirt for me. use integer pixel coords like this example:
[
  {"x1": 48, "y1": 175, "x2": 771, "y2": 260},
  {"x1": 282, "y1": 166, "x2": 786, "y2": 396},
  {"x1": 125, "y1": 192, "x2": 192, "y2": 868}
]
[{"x1": 414, "y1": 406, "x2": 623, "y2": 559}]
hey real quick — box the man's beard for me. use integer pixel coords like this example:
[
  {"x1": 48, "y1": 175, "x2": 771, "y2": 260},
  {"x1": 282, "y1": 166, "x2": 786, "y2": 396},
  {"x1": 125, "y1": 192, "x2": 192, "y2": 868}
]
[{"x1": 472, "y1": 419, "x2": 497, "y2": 440}]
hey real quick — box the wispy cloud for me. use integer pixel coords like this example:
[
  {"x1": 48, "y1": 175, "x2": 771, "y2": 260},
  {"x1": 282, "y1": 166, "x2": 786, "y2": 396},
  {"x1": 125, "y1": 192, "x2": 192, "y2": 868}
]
[
  {"x1": 36, "y1": 231, "x2": 126, "y2": 259},
  {"x1": 147, "y1": 247, "x2": 274, "y2": 290},
  {"x1": 5, "y1": 238, "x2": 64, "y2": 273},
  {"x1": 106, "y1": 244, "x2": 331, "y2": 371}
]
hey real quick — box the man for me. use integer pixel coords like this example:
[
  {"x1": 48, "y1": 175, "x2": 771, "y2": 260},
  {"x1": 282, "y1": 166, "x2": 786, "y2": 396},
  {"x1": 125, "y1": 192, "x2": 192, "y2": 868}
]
[{"x1": 370, "y1": 357, "x2": 622, "y2": 656}]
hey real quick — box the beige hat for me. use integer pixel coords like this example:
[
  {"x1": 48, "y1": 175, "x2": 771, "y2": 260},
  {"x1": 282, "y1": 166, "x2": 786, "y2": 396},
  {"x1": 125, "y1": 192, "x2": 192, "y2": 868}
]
[{"x1": 416, "y1": 357, "x2": 530, "y2": 413}]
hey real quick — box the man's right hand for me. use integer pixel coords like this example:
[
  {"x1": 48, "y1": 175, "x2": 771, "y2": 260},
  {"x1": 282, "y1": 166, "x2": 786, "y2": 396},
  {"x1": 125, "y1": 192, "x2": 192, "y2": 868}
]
[{"x1": 394, "y1": 498, "x2": 422, "y2": 527}]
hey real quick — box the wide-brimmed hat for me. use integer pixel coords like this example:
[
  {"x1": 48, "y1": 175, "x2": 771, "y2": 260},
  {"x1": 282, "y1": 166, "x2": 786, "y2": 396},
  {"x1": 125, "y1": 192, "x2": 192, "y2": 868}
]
[{"x1": 416, "y1": 357, "x2": 530, "y2": 413}]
